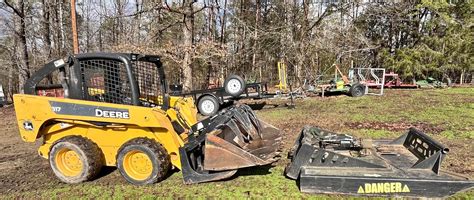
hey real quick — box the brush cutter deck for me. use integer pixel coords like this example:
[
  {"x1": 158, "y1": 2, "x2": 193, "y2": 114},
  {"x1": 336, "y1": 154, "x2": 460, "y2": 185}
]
[
  {"x1": 285, "y1": 126, "x2": 474, "y2": 197},
  {"x1": 181, "y1": 104, "x2": 282, "y2": 184}
]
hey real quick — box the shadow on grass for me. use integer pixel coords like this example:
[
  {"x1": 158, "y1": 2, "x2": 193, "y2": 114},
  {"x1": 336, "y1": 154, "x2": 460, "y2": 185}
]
[
  {"x1": 318, "y1": 91, "x2": 349, "y2": 97},
  {"x1": 232, "y1": 165, "x2": 274, "y2": 177},
  {"x1": 247, "y1": 102, "x2": 267, "y2": 110},
  {"x1": 96, "y1": 166, "x2": 117, "y2": 179}
]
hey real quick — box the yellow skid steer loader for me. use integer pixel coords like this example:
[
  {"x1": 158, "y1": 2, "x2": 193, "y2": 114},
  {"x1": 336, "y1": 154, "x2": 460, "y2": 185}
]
[{"x1": 13, "y1": 53, "x2": 281, "y2": 185}]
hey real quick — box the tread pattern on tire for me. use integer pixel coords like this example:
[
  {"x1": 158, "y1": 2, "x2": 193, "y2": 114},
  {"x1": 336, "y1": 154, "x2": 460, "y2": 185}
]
[
  {"x1": 198, "y1": 95, "x2": 219, "y2": 116},
  {"x1": 349, "y1": 83, "x2": 365, "y2": 97},
  {"x1": 49, "y1": 135, "x2": 104, "y2": 183},
  {"x1": 117, "y1": 137, "x2": 171, "y2": 185},
  {"x1": 224, "y1": 74, "x2": 246, "y2": 97}
]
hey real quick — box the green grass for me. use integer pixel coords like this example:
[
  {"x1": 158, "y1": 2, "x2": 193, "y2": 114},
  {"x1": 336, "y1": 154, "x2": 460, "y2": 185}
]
[
  {"x1": 3, "y1": 87, "x2": 473, "y2": 199},
  {"x1": 261, "y1": 87, "x2": 473, "y2": 139}
]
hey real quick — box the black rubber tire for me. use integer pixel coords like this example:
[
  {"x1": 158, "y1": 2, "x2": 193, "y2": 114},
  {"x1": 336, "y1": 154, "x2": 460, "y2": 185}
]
[
  {"x1": 117, "y1": 138, "x2": 170, "y2": 185},
  {"x1": 349, "y1": 83, "x2": 365, "y2": 97},
  {"x1": 197, "y1": 95, "x2": 220, "y2": 116},
  {"x1": 224, "y1": 75, "x2": 246, "y2": 97},
  {"x1": 49, "y1": 136, "x2": 103, "y2": 184}
]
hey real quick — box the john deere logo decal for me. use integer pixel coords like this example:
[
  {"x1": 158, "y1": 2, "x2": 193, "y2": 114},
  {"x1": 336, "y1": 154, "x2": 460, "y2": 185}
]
[
  {"x1": 357, "y1": 182, "x2": 410, "y2": 194},
  {"x1": 95, "y1": 108, "x2": 129, "y2": 119},
  {"x1": 23, "y1": 121, "x2": 34, "y2": 131}
]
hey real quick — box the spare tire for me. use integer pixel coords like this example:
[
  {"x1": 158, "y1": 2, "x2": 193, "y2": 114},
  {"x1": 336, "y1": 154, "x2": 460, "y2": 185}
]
[
  {"x1": 224, "y1": 75, "x2": 246, "y2": 98},
  {"x1": 349, "y1": 83, "x2": 365, "y2": 97}
]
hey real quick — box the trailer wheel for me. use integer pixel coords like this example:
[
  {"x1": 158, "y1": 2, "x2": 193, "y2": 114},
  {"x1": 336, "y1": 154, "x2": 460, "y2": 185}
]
[
  {"x1": 349, "y1": 83, "x2": 365, "y2": 97},
  {"x1": 224, "y1": 75, "x2": 246, "y2": 97},
  {"x1": 49, "y1": 136, "x2": 103, "y2": 183},
  {"x1": 117, "y1": 138, "x2": 170, "y2": 185},
  {"x1": 198, "y1": 95, "x2": 220, "y2": 116}
]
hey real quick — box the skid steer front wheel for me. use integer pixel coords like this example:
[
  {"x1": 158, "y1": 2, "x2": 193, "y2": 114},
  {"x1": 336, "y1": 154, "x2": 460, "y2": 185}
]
[
  {"x1": 117, "y1": 138, "x2": 171, "y2": 185},
  {"x1": 49, "y1": 136, "x2": 103, "y2": 183}
]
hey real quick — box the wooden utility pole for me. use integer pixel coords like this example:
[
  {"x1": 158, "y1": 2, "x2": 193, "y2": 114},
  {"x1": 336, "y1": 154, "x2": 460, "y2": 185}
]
[{"x1": 70, "y1": 0, "x2": 79, "y2": 54}]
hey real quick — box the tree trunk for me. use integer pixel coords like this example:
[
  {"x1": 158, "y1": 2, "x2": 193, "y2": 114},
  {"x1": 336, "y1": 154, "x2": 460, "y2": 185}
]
[
  {"x1": 253, "y1": 0, "x2": 260, "y2": 82},
  {"x1": 42, "y1": 0, "x2": 52, "y2": 59},
  {"x1": 6, "y1": 0, "x2": 31, "y2": 93},
  {"x1": 7, "y1": 65, "x2": 15, "y2": 101},
  {"x1": 18, "y1": 18, "x2": 30, "y2": 94},
  {"x1": 59, "y1": 0, "x2": 65, "y2": 54},
  {"x1": 220, "y1": 0, "x2": 227, "y2": 44},
  {"x1": 181, "y1": 1, "x2": 194, "y2": 91}
]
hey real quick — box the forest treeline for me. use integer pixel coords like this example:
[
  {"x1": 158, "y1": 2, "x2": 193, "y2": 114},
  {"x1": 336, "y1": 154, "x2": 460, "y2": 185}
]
[{"x1": 0, "y1": 0, "x2": 472, "y2": 97}]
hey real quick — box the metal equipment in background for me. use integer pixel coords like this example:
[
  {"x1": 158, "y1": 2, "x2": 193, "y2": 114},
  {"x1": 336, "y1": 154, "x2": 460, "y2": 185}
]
[
  {"x1": 275, "y1": 61, "x2": 288, "y2": 91},
  {"x1": 314, "y1": 64, "x2": 366, "y2": 97},
  {"x1": 382, "y1": 72, "x2": 419, "y2": 89},
  {"x1": 13, "y1": 53, "x2": 282, "y2": 185},
  {"x1": 285, "y1": 126, "x2": 473, "y2": 197},
  {"x1": 416, "y1": 77, "x2": 452, "y2": 88},
  {"x1": 349, "y1": 67, "x2": 386, "y2": 96}
]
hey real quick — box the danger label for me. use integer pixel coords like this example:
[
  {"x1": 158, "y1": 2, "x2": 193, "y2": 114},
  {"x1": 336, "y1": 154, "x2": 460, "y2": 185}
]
[{"x1": 357, "y1": 182, "x2": 410, "y2": 194}]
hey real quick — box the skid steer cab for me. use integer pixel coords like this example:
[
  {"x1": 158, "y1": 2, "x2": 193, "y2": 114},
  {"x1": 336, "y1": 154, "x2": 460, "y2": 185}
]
[{"x1": 13, "y1": 53, "x2": 281, "y2": 185}]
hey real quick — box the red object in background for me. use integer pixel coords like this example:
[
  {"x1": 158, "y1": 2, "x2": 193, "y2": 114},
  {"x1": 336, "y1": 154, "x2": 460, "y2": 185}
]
[
  {"x1": 37, "y1": 88, "x2": 65, "y2": 98},
  {"x1": 384, "y1": 72, "x2": 418, "y2": 89},
  {"x1": 207, "y1": 77, "x2": 221, "y2": 89}
]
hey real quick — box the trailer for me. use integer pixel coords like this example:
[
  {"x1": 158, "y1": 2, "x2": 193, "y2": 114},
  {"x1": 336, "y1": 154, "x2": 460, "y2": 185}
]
[
  {"x1": 172, "y1": 75, "x2": 274, "y2": 116},
  {"x1": 382, "y1": 72, "x2": 418, "y2": 89}
]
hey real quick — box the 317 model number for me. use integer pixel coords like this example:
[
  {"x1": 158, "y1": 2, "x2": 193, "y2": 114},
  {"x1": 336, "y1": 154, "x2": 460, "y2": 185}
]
[{"x1": 52, "y1": 107, "x2": 61, "y2": 112}]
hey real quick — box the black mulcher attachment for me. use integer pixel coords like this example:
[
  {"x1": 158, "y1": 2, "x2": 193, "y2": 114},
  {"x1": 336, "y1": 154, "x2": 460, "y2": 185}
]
[
  {"x1": 285, "y1": 126, "x2": 474, "y2": 197},
  {"x1": 180, "y1": 104, "x2": 282, "y2": 184}
]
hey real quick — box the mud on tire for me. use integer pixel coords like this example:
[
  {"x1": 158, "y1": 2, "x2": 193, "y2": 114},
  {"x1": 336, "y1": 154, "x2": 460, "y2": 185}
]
[
  {"x1": 49, "y1": 136, "x2": 104, "y2": 184},
  {"x1": 117, "y1": 138, "x2": 171, "y2": 185}
]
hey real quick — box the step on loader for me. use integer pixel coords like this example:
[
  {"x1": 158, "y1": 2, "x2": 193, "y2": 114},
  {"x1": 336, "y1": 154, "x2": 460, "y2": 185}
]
[
  {"x1": 285, "y1": 126, "x2": 473, "y2": 198},
  {"x1": 13, "y1": 53, "x2": 282, "y2": 185}
]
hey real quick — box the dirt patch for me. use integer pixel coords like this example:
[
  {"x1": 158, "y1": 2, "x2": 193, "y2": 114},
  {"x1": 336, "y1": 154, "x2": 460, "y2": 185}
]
[
  {"x1": 0, "y1": 107, "x2": 129, "y2": 195},
  {"x1": 345, "y1": 121, "x2": 445, "y2": 134},
  {"x1": 0, "y1": 107, "x2": 61, "y2": 194},
  {"x1": 440, "y1": 139, "x2": 474, "y2": 176}
]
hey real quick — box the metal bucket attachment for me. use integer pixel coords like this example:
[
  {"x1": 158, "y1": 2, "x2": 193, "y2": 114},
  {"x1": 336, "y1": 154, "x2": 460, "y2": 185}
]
[
  {"x1": 285, "y1": 126, "x2": 474, "y2": 197},
  {"x1": 181, "y1": 104, "x2": 282, "y2": 184}
]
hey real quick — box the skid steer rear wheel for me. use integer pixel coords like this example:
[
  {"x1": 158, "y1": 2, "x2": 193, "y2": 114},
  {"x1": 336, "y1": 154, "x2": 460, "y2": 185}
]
[
  {"x1": 49, "y1": 136, "x2": 103, "y2": 184},
  {"x1": 117, "y1": 138, "x2": 170, "y2": 185}
]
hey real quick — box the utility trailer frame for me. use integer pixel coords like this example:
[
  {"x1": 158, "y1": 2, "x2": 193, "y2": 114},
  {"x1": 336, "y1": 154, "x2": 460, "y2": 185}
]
[
  {"x1": 349, "y1": 68, "x2": 386, "y2": 96},
  {"x1": 179, "y1": 82, "x2": 272, "y2": 102},
  {"x1": 174, "y1": 82, "x2": 275, "y2": 115},
  {"x1": 285, "y1": 127, "x2": 473, "y2": 198}
]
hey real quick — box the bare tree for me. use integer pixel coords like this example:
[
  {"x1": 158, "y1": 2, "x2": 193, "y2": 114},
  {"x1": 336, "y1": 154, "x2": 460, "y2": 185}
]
[{"x1": 4, "y1": 0, "x2": 30, "y2": 93}]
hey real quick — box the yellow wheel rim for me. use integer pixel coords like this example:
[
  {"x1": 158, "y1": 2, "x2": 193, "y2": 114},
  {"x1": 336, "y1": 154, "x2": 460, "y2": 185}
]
[
  {"x1": 55, "y1": 148, "x2": 83, "y2": 177},
  {"x1": 123, "y1": 150, "x2": 153, "y2": 181}
]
